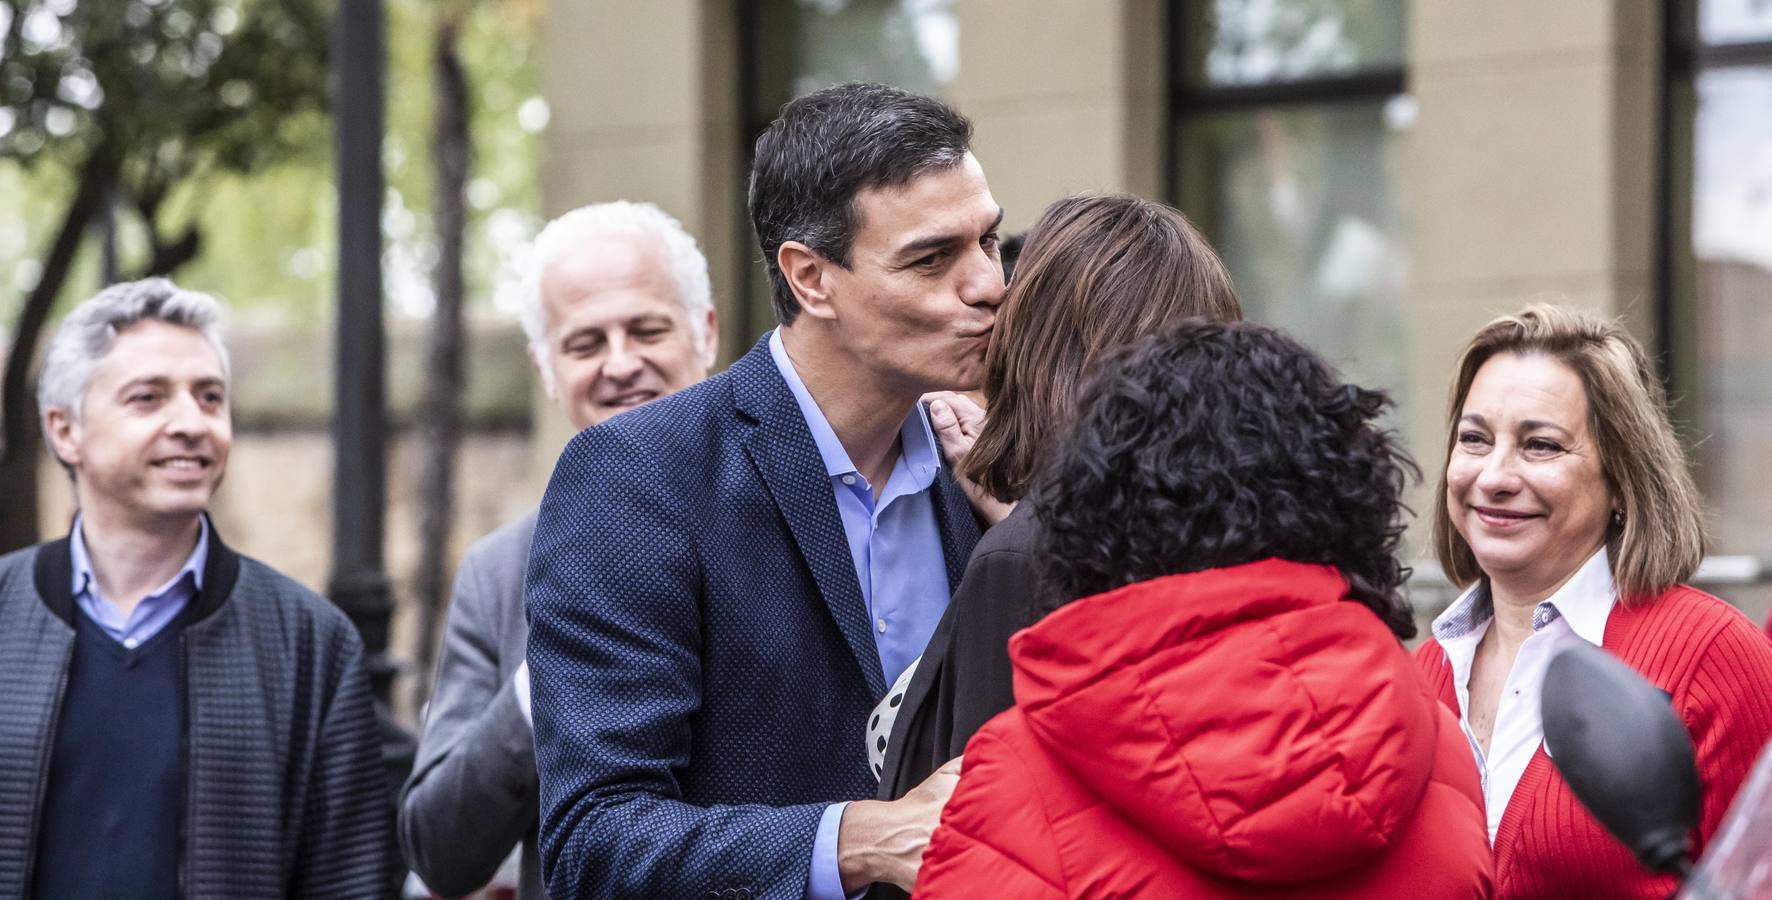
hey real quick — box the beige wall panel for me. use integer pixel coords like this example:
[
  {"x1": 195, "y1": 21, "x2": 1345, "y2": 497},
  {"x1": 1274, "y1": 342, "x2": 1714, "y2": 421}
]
[
  {"x1": 541, "y1": 0, "x2": 702, "y2": 136},
  {"x1": 544, "y1": 136, "x2": 705, "y2": 226},
  {"x1": 1607, "y1": 7, "x2": 1663, "y2": 341},
  {"x1": 1118, "y1": 0, "x2": 1168, "y2": 201},
  {"x1": 1412, "y1": 1, "x2": 1614, "y2": 66},
  {"x1": 954, "y1": 0, "x2": 1166, "y2": 227},
  {"x1": 954, "y1": 1, "x2": 1124, "y2": 98},
  {"x1": 537, "y1": 0, "x2": 746, "y2": 488},
  {"x1": 1407, "y1": 0, "x2": 1661, "y2": 344},
  {"x1": 968, "y1": 103, "x2": 1132, "y2": 231},
  {"x1": 1406, "y1": 54, "x2": 1617, "y2": 291},
  {"x1": 694, "y1": 0, "x2": 749, "y2": 366}
]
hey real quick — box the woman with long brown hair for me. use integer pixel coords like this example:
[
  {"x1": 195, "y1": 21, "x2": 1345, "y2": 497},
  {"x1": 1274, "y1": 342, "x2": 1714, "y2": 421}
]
[{"x1": 869, "y1": 193, "x2": 1242, "y2": 800}]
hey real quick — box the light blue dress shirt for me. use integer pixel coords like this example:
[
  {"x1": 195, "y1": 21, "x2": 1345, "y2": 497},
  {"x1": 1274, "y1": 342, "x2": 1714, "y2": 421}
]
[
  {"x1": 768, "y1": 330, "x2": 953, "y2": 900},
  {"x1": 70, "y1": 514, "x2": 207, "y2": 649}
]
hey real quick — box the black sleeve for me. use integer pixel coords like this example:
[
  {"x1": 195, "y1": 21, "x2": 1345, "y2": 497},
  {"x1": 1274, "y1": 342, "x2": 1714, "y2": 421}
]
[
  {"x1": 941, "y1": 548, "x2": 1035, "y2": 759},
  {"x1": 877, "y1": 548, "x2": 1034, "y2": 800},
  {"x1": 292, "y1": 628, "x2": 397, "y2": 899},
  {"x1": 866, "y1": 547, "x2": 1035, "y2": 900}
]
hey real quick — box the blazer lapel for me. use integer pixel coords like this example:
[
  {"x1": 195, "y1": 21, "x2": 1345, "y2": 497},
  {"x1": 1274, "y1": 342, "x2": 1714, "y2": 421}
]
[
  {"x1": 929, "y1": 473, "x2": 981, "y2": 593},
  {"x1": 733, "y1": 339, "x2": 887, "y2": 697}
]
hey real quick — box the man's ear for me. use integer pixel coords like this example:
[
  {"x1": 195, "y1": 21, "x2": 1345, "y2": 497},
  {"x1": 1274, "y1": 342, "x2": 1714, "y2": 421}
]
[
  {"x1": 527, "y1": 344, "x2": 558, "y2": 400},
  {"x1": 43, "y1": 407, "x2": 81, "y2": 469},
  {"x1": 698, "y1": 307, "x2": 719, "y2": 371},
  {"x1": 777, "y1": 241, "x2": 838, "y2": 322}
]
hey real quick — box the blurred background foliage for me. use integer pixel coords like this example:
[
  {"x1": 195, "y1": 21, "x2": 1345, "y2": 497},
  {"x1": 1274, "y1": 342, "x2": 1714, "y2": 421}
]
[{"x1": 0, "y1": 0, "x2": 544, "y2": 331}]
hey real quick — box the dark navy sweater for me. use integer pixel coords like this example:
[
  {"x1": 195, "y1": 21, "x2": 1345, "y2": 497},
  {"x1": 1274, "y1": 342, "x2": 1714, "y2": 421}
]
[
  {"x1": 0, "y1": 530, "x2": 393, "y2": 898},
  {"x1": 33, "y1": 607, "x2": 186, "y2": 900}
]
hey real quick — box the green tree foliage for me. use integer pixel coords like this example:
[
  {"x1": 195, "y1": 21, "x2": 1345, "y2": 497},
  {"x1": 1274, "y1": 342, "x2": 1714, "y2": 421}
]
[
  {"x1": 1, "y1": 0, "x2": 332, "y2": 260},
  {"x1": 0, "y1": 0, "x2": 542, "y2": 552},
  {"x1": 0, "y1": 0, "x2": 332, "y2": 551}
]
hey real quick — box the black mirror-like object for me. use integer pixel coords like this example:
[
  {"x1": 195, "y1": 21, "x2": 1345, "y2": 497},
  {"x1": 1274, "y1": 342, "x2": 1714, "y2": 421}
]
[{"x1": 1542, "y1": 642, "x2": 1701, "y2": 877}]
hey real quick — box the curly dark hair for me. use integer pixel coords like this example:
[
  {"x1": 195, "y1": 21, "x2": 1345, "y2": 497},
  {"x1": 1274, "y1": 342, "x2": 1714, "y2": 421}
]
[{"x1": 1031, "y1": 319, "x2": 1420, "y2": 639}]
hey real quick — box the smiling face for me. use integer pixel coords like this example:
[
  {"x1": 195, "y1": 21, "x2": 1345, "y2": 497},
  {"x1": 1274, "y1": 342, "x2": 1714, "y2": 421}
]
[
  {"x1": 45, "y1": 319, "x2": 232, "y2": 529},
  {"x1": 533, "y1": 231, "x2": 717, "y2": 430},
  {"x1": 1446, "y1": 352, "x2": 1616, "y2": 600},
  {"x1": 815, "y1": 153, "x2": 1005, "y2": 394}
]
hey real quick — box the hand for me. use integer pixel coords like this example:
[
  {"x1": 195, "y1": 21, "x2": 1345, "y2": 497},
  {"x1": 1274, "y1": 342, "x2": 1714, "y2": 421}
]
[
  {"x1": 836, "y1": 756, "x2": 964, "y2": 892},
  {"x1": 923, "y1": 391, "x2": 984, "y2": 464},
  {"x1": 922, "y1": 392, "x2": 1014, "y2": 527}
]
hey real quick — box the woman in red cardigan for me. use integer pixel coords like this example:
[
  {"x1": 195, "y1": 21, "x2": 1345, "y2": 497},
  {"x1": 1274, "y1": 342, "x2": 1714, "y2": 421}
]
[
  {"x1": 1418, "y1": 304, "x2": 1772, "y2": 899},
  {"x1": 914, "y1": 321, "x2": 1492, "y2": 898}
]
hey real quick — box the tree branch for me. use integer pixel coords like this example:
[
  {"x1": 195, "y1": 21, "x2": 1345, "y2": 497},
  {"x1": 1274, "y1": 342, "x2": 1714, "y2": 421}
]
[
  {"x1": 134, "y1": 223, "x2": 203, "y2": 279},
  {"x1": 0, "y1": 146, "x2": 122, "y2": 551}
]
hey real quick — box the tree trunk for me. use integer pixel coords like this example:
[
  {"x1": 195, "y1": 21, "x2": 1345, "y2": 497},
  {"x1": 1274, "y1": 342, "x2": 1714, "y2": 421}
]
[
  {"x1": 0, "y1": 151, "x2": 121, "y2": 553},
  {"x1": 412, "y1": 14, "x2": 471, "y2": 710}
]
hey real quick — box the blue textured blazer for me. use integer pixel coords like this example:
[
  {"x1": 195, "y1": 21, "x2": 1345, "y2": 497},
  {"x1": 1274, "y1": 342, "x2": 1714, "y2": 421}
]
[{"x1": 526, "y1": 334, "x2": 981, "y2": 900}]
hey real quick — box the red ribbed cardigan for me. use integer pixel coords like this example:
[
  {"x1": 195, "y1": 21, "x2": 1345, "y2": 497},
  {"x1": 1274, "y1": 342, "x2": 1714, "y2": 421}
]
[{"x1": 1415, "y1": 584, "x2": 1772, "y2": 900}]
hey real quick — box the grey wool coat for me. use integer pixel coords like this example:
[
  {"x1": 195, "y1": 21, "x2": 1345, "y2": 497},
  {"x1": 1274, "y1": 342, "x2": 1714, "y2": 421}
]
[
  {"x1": 0, "y1": 524, "x2": 394, "y2": 899},
  {"x1": 399, "y1": 509, "x2": 542, "y2": 900}
]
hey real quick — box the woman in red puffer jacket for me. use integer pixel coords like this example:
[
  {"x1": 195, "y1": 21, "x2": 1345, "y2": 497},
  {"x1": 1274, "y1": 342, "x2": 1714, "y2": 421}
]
[{"x1": 914, "y1": 321, "x2": 1492, "y2": 899}]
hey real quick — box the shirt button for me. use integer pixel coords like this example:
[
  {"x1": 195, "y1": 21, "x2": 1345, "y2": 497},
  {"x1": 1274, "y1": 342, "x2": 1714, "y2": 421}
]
[
  {"x1": 841, "y1": 474, "x2": 857, "y2": 485},
  {"x1": 123, "y1": 637, "x2": 140, "y2": 650},
  {"x1": 876, "y1": 618, "x2": 888, "y2": 634}
]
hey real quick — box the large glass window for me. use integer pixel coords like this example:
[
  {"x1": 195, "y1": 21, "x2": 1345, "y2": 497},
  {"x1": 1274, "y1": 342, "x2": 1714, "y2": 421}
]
[
  {"x1": 1172, "y1": 0, "x2": 1411, "y2": 417},
  {"x1": 1178, "y1": 0, "x2": 1406, "y2": 86},
  {"x1": 1666, "y1": 0, "x2": 1772, "y2": 614},
  {"x1": 749, "y1": 0, "x2": 957, "y2": 109},
  {"x1": 737, "y1": 0, "x2": 958, "y2": 343}
]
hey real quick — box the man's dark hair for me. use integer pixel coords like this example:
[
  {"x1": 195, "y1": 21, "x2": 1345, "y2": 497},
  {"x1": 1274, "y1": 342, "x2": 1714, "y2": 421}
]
[
  {"x1": 1032, "y1": 319, "x2": 1420, "y2": 640},
  {"x1": 747, "y1": 82, "x2": 974, "y2": 325}
]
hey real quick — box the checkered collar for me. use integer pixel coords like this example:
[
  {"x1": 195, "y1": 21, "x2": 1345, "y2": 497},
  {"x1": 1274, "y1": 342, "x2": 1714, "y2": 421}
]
[{"x1": 1431, "y1": 546, "x2": 1616, "y2": 645}]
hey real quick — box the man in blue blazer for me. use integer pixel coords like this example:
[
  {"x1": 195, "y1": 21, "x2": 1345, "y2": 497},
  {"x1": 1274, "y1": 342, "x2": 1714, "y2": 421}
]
[{"x1": 527, "y1": 83, "x2": 1005, "y2": 899}]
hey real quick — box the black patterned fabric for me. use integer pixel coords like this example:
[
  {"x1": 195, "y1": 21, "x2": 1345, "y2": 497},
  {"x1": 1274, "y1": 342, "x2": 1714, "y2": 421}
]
[
  {"x1": 527, "y1": 333, "x2": 979, "y2": 900},
  {"x1": 0, "y1": 527, "x2": 394, "y2": 899}
]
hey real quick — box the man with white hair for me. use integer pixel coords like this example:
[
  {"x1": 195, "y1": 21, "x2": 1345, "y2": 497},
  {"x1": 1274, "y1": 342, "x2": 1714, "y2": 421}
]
[
  {"x1": 0, "y1": 278, "x2": 392, "y2": 898},
  {"x1": 399, "y1": 200, "x2": 718, "y2": 900}
]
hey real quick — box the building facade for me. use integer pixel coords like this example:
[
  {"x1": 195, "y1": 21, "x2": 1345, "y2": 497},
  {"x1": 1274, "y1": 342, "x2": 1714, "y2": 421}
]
[{"x1": 534, "y1": 0, "x2": 1770, "y2": 619}]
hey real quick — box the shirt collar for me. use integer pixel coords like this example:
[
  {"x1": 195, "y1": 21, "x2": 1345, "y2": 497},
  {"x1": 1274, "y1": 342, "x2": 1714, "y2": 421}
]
[
  {"x1": 767, "y1": 328, "x2": 941, "y2": 487},
  {"x1": 71, "y1": 513, "x2": 210, "y2": 599},
  {"x1": 1538, "y1": 546, "x2": 1615, "y2": 645},
  {"x1": 1431, "y1": 546, "x2": 1615, "y2": 645}
]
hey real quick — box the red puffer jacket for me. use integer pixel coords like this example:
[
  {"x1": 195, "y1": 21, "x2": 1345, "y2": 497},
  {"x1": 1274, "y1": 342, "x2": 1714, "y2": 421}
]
[{"x1": 914, "y1": 559, "x2": 1493, "y2": 899}]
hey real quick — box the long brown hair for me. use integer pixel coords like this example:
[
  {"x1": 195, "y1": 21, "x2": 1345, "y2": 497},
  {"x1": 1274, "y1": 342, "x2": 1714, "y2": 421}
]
[
  {"x1": 962, "y1": 195, "x2": 1242, "y2": 502},
  {"x1": 1432, "y1": 304, "x2": 1707, "y2": 601}
]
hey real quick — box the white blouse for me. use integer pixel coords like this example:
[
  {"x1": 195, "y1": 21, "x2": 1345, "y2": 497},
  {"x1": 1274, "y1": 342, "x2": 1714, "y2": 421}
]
[
  {"x1": 866, "y1": 657, "x2": 919, "y2": 782},
  {"x1": 1430, "y1": 547, "x2": 1617, "y2": 842}
]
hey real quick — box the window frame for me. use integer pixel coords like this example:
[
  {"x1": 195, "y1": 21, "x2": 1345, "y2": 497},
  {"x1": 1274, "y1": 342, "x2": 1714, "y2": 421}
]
[
  {"x1": 1656, "y1": 1, "x2": 1772, "y2": 391},
  {"x1": 1165, "y1": 1, "x2": 1408, "y2": 204}
]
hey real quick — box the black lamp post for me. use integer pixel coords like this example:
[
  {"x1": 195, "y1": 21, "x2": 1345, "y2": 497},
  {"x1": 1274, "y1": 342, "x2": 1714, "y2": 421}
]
[{"x1": 330, "y1": 0, "x2": 415, "y2": 794}]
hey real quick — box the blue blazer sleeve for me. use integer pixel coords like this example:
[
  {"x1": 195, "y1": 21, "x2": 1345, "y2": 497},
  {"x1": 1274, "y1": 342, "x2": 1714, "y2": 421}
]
[{"x1": 527, "y1": 424, "x2": 825, "y2": 900}]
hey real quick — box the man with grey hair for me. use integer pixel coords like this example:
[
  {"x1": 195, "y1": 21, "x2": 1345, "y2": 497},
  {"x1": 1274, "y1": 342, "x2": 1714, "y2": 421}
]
[
  {"x1": 0, "y1": 278, "x2": 392, "y2": 898},
  {"x1": 399, "y1": 200, "x2": 718, "y2": 900}
]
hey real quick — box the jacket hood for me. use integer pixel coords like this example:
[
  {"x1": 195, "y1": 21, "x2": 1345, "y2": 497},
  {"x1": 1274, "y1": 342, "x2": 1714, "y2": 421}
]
[{"x1": 1008, "y1": 559, "x2": 1439, "y2": 884}]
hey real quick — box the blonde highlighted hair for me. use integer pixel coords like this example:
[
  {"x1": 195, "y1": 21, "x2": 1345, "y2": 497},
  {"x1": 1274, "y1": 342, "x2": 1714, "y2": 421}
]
[{"x1": 1432, "y1": 304, "x2": 1707, "y2": 602}]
